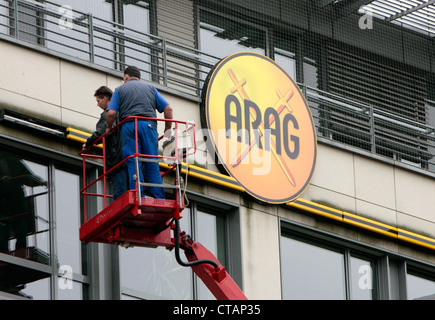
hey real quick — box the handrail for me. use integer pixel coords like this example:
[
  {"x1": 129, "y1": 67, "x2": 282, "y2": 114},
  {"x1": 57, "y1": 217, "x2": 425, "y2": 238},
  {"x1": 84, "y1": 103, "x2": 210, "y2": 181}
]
[
  {"x1": 302, "y1": 84, "x2": 435, "y2": 170},
  {"x1": 79, "y1": 116, "x2": 196, "y2": 223}
]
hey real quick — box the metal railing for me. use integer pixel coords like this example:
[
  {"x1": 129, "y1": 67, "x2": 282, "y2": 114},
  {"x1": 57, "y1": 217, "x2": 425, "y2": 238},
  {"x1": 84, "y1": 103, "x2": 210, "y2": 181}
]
[
  {"x1": 0, "y1": 0, "x2": 219, "y2": 96},
  {"x1": 79, "y1": 116, "x2": 196, "y2": 222},
  {"x1": 303, "y1": 85, "x2": 435, "y2": 171},
  {"x1": 1, "y1": 0, "x2": 434, "y2": 174}
]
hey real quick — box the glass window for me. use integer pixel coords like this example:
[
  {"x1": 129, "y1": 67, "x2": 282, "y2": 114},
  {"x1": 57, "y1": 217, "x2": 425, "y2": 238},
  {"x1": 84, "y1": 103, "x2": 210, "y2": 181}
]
[
  {"x1": 0, "y1": 151, "x2": 49, "y2": 259},
  {"x1": 195, "y1": 209, "x2": 226, "y2": 300},
  {"x1": 350, "y1": 255, "x2": 375, "y2": 300},
  {"x1": 57, "y1": 280, "x2": 84, "y2": 300},
  {"x1": 119, "y1": 201, "x2": 228, "y2": 300},
  {"x1": 17, "y1": 277, "x2": 51, "y2": 300},
  {"x1": 274, "y1": 49, "x2": 296, "y2": 80},
  {"x1": 16, "y1": 0, "x2": 45, "y2": 45},
  {"x1": 280, "y1": 235, "x2": 346, "y2": 299},
  {"x1": 120, "y1": 208, "x2": 192, "y2": 300},
  {"x1": 55, "y1": 168, "x2": 82, "y2": 274},
  {"x1": 0, "y1": 148, "x2": 86, "y2": 299},
  {"x1": 4, "y1": 1, "x2": 151, "y2": 72},
  {"x1": 199, "y1": 10, "x2": 266, "y2": 60},
  {"x1": 50, "y1": 0, "x2": 112, "y2": 19},
  {"x1": 0, "y1": 150, "x2": 50, "y2": 298},
  {"x1": 303, "y1": 41, "x2": 320, "y2": 89},
  {"x1": 198, "y1": 9, "x2": 267, "y2": 89},
  {"x1": 0, "y1": 1, "x2": 8, "y2": 35},
  {"x1": 121, "y1": 1, "x2": 151, "y2": 79},
  {"x1": 21, "y1": 160, "x2": 50, "y2": 256},
  {"x1": 120, "y1": 245, "x2": 193, "y2": 300},
  {"x1": 273, "y1": 33, "x2": 297, "y2": 80},
  {"x1": 280, "y1": 227, "x2": 379, "y2": 300},
  {"x1": 406, "y1": 272, "x2": 435, "y2": 300},
  {"x1": 426, "y1": 98, "x2": 435, "y2": 172}
]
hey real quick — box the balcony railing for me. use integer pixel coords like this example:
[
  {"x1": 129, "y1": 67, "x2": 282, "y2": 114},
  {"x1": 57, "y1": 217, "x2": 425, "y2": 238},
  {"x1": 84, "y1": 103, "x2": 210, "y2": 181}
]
[
  {"x1": 1, "y1": 0, "x2": 434, "y2": 174},
  {"x1": 304, "y1": 86, "x2": 435, "y2": 171},
  {"x1": 0, "y1": 0, "x2": 219, "y2": 96}
]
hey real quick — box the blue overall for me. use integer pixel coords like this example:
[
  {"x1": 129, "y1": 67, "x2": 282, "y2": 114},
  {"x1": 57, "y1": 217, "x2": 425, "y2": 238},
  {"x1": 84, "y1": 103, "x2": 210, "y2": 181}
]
[
  {"x1": 108, "y1": 78, "x2": 169, "y2": 199},
  {"x1": 121, "y1": 120, "x2": 164, "y2": 199}
]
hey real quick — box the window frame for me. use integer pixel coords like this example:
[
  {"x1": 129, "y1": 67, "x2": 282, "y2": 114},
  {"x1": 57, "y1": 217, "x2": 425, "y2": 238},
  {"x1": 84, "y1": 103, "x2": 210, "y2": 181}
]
[
  {"x1": 0, "y1": 138, "x2": 90, "y2": 299},
  {"x1": 118, "y1": 190, "x2": 242, "y2": 300},
  {"x1": 197, "y1": 6, "x2": 269, "y2": 58},
  {"x1": 279, "y1": 219, "x2": 435, "y2": 300},
  {"x1": 280, "y1": 221, "x2": 381, "y2": 299}
]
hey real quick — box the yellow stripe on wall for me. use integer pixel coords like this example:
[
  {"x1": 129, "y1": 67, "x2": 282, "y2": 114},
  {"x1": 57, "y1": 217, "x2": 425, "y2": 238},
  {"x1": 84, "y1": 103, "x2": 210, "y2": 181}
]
[
  {"x1": 67, "y1": 127, "x2": 435, "y2": 251},
  {"x1": 66, "y1": 127, "x2": 103, "y2": 148}
]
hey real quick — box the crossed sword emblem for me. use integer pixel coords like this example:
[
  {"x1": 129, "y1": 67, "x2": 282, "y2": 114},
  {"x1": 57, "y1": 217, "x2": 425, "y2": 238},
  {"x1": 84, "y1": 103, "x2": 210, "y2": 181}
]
[{"x1": 227, "y1": 68, "x2": 296, "y2": 187}]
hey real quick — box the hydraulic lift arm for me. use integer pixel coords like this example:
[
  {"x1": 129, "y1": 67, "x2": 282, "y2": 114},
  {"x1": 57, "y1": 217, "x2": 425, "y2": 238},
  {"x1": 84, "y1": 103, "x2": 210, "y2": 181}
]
[
  {"x1": 79, "y1": 116, "x2": 248, "y2": 300},
  {"x1": 173, "y1": 219, "x2": 248, "y2": 300},
  {"x1": 79, "y1": 191, "x2": 248, "y2": 300}
]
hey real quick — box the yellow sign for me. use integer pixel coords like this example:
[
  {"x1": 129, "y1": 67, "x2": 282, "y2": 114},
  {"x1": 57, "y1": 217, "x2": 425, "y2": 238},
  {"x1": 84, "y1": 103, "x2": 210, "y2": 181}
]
[{"x1": 201, "y1": 52, "x2": 317, "y2": 204}]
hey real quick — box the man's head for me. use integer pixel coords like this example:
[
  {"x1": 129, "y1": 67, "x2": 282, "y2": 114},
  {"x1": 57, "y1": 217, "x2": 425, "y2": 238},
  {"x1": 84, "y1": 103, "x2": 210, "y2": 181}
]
[
  {"x1": 94, "y1": 86, "x2": 113, "y2": 110},
  {"x1": 123, "y1": 66, "x2": 141, "y2": 83}
]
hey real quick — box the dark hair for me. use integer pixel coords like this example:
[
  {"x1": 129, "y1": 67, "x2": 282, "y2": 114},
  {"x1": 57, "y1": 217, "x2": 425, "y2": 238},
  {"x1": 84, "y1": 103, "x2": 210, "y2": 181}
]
[
  {"x1": 94, "y1": 86, "x2": 113, "y2": 99},
  {"x1": 124, "y1": 66, "x2": 141, "y2": 79}
]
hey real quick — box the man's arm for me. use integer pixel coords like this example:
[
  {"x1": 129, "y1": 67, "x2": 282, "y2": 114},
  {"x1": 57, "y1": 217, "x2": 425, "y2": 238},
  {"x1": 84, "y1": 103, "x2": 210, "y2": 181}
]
[
  {"x1": 163, "y1": 105, "x2": 173, "y2": 132},
  {"x1": 83, "y1": 113, "x2": 106, "y2": 149},
  {"x1": 106, "y1": 89, "x2": 120, "y2": 133},
  {"x1": 106, "y1": 109, "x2": 117, "y2": 133},
  {"x1": 154, "y1": 88, "x2": 173, "y2": 134}
]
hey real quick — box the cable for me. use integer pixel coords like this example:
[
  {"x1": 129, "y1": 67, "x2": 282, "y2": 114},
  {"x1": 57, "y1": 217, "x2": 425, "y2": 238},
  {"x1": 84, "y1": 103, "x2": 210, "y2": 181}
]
[{"x1": 173, "y1": 218, "x2": 219, "y2": 269}]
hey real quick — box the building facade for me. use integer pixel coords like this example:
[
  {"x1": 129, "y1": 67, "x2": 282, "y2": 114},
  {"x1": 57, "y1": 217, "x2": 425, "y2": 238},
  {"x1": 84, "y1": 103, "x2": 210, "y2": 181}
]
[{"x1": 0, "y1": 0, "x2": 435, "y2": 300}]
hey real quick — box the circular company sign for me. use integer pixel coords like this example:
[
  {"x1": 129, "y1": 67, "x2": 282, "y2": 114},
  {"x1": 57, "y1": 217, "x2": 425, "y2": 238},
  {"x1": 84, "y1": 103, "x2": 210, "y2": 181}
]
[{"x1": 201, "y1": 52, "x2": 317, "y2": 204}]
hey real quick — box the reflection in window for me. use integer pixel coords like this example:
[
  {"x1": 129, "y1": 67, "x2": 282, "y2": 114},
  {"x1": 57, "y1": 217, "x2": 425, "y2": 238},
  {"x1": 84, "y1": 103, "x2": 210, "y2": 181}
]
[
  {"x1": 0, "y1": 150, "x2": 50, "y2": 297},
  {"x1": 406, "y1": 272, "x2": 435, "y2": 300},
  {"x1": 426, "y1": 100, "x2": 435, "y2": 172},
  {"x1": 350, "y1": 256, "x2": 375, "y2": 300},
  {"x1": 120, "y1": 203, "x2": 228, "y2": 300},
  {"x1": 118, "y1": 1, "x2": 151, "y2": 79},
  {"x1": 196, "y1": 209, "x2": 226, "y2": 300},
  {"x1": 16, "y1": 0, "x2": 44, "y2": 44},
  {"x1": 0, "y1": 151, "x2": 48, "y2": 254},
  {"x1": 274, "y1": 49, "x2": 296, "y2": 80},
  {"x1": 57, "y1": 280, "x2": 84, "y2": 300},
  {"x1": 280, "y1": 236, "x2": 346, "y2": 299},
  {"x1": 273, "y1": 33, "x2": 297, "y2": 80},
  {"x1": 120, "y1": 208, "x2": 192, "y2": 300},
  {"x1": 41, "y1": 0, "x2": 153, "y2": 72},
  {"x1": 22, "y1": 160, "x2": 50, "y2": 255},
  {"x1": 5, "y1": 1, "x2": 151, "y2": 72},
  {"x1": 18, "y1": 277, "x2": 51, "y2": 300},
  {"x1": 55, "y1": 169, "x2": 82, "y2": 274},
  {"x1": 280, "y1": 230, "x2": 378, "y2": 300},
  {"x1": 0, "y1": 148, "x2": 87, "y2": 299},
  {"x1": 199, "y1": 10, "x2": 266, "y2": 62}
]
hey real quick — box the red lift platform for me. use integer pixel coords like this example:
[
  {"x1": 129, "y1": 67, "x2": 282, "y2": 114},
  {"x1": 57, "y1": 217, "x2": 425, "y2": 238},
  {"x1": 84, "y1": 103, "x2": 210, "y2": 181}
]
[{"x1": 79, "y1": 116, "x2": 247, "y2": 300}]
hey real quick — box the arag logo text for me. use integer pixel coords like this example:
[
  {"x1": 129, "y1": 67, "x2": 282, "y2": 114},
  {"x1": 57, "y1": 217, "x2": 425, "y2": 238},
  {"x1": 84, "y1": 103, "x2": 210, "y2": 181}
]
[{"x1": 201, "y1": 52, "x2": 317, "y2": 204}]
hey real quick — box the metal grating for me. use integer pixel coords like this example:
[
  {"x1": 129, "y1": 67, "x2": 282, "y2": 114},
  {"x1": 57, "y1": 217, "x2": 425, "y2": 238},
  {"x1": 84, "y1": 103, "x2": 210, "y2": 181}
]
[{"x1": 359, "y1": 0, "x2": 435, "y2": 37}]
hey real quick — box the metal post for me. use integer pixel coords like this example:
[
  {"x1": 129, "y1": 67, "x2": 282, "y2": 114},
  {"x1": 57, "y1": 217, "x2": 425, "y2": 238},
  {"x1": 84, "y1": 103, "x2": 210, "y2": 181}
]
[
  {"x1": 102, "y1": 135, "x2": 107, "y2": 208},
  {"x1": 135, "y1": 155, "x2": 142, "y2": 208},
  {"x1": 88, "y1": 14, "x2": 94, "y2": 63},
  {"x1": 12, "y1": 0, "x2": 18, "y2": 39},
  {"x1": 134, "y1": 118, "x2": 142, "y2": 208},
  {"x1": 302, "y1": 83, "x2": 307, "y2": 97},
  {"x1": 162, "y1": 38, "x2": 168, "y2": 87},
  {"x1": 174, "y1": 122, "x2": 183, "y2": 209},
  {"x1": 82, "y1": 154, "x2": 87, "y2": 223},
  {"x1": 369, "y1": 105, "x2": 376, "y2": 154}
]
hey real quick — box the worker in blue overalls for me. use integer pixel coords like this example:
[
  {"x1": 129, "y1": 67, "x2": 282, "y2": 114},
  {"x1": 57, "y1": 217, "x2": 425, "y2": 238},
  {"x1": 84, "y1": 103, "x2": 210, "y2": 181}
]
[{"x1": 106, "y1": 66, "x2": 173, "y2": 199}]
